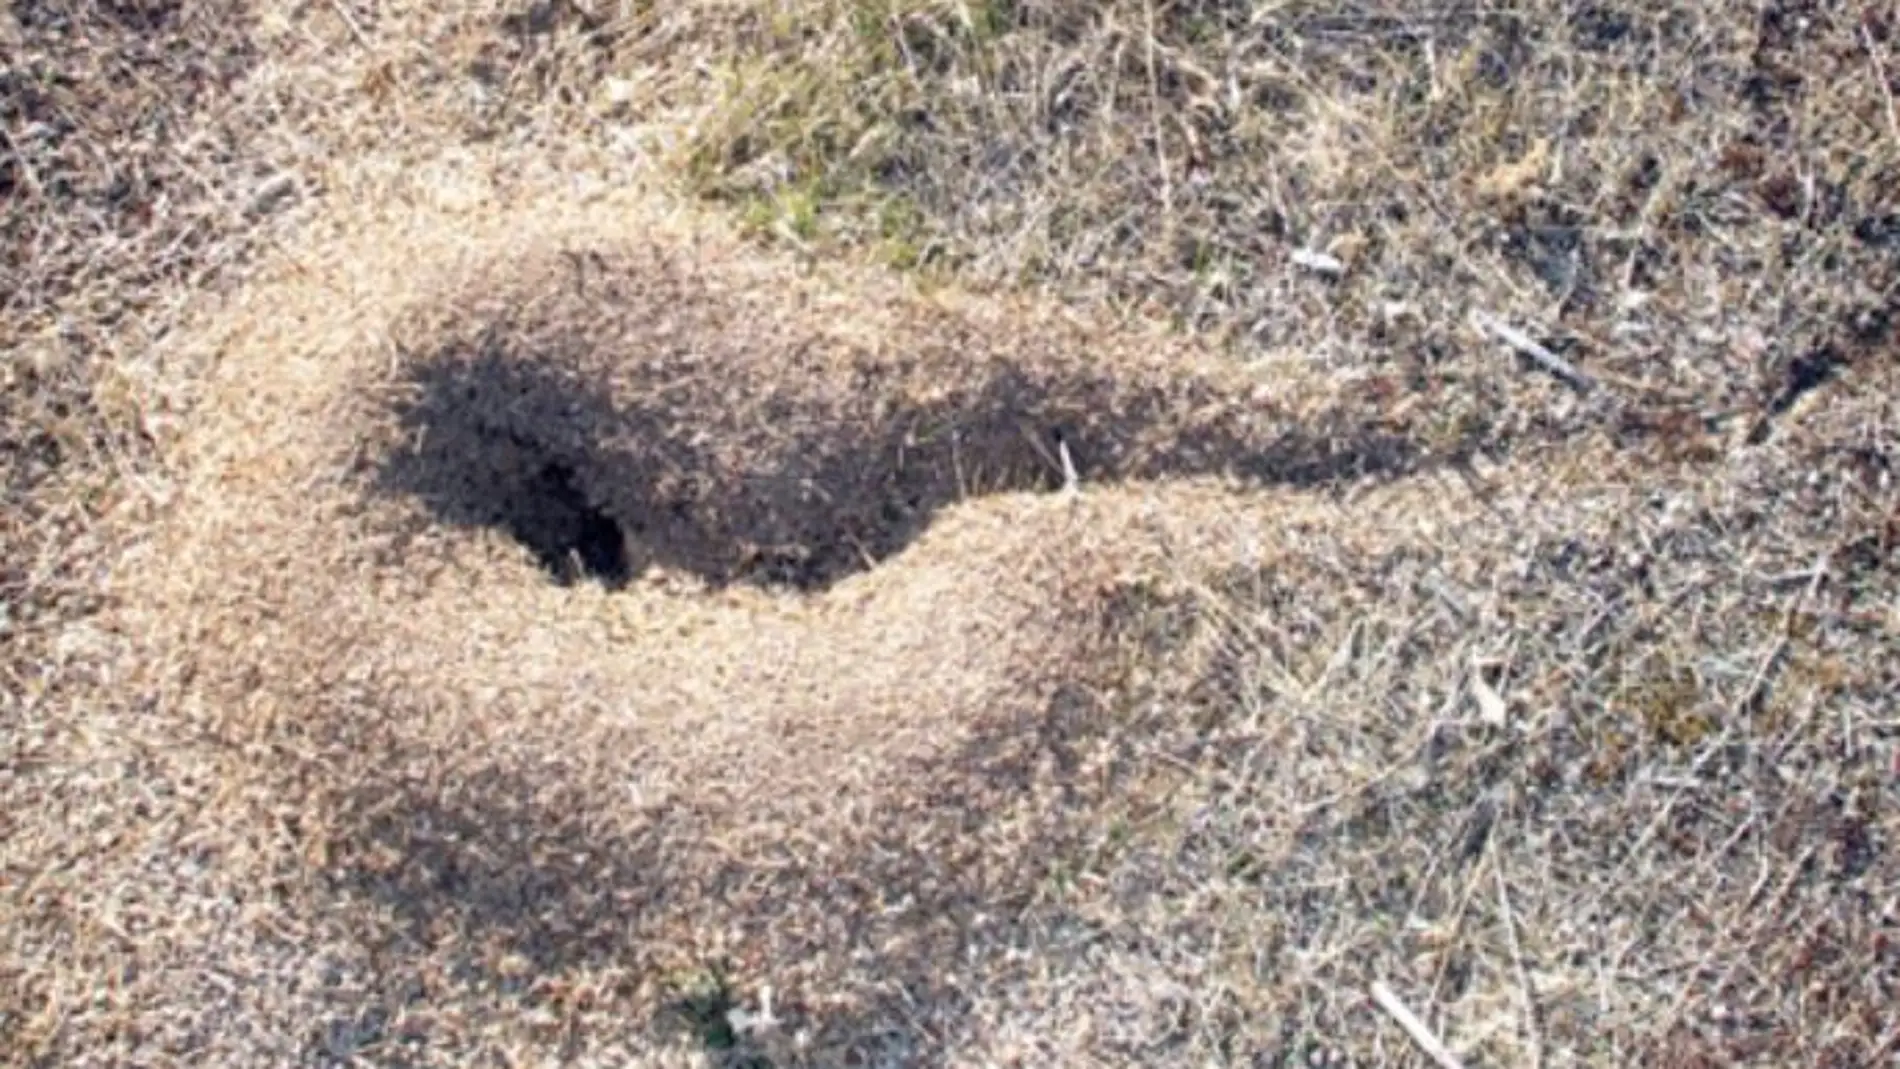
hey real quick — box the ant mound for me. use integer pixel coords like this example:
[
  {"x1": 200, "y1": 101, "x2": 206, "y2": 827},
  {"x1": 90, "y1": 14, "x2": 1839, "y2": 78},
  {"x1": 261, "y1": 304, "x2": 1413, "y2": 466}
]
[
  {"x1": 131, "y1": 188, "x2": 1452, "y2": 807},
  {"x1": 112, "y1": 188, "x2": 1475, "y2": 1059}
]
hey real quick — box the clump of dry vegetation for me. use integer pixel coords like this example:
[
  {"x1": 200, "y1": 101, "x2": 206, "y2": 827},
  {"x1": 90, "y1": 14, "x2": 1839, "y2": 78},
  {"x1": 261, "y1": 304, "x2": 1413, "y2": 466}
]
[
  {"x1": 2, "y1": 0, "x2": 260, "y2": 644},
  {"x1": 3, "y1": 0, "x2": 1896, "y2": 1067},
  {"x1": 683, "y1": 1, "x2": 1897, "y2": 388}
]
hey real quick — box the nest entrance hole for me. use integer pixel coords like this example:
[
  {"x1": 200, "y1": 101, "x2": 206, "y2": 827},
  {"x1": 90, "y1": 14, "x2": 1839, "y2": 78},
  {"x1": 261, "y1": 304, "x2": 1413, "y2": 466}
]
[{"x1": 510, "y1": 458, "x2": 633, "y2": 589}]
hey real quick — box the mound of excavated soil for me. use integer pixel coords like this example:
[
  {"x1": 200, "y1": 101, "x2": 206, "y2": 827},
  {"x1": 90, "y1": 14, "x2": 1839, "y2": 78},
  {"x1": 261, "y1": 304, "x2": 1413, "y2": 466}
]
[
  {"x1": 96, "y1": 178, "x2": 1900, "y2": 1065},
  {"x1": 10, "y1": 2, "x2": 1895, "y2": 1063},
  {"x1": 89, "y1": 183, "x2": 1489, "y2": 1060},
  {"x1": 119, "y1": 182, "x2": 1475, "y2": 828}
]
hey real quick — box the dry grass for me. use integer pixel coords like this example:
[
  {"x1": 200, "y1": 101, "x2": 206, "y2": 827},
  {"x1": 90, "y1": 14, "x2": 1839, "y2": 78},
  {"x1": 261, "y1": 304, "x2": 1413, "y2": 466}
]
[
  {"x1": 1068, "y1": 407, "x2": 1900, "y2": 1066},
  {"x1": 83, "y1": 182, "x2": 1456, "y2": 1064},
  {"x1": 3, "y1": 0, "x2": 1897, "y2": 1067},
  {"x1": 680, "y1": 1, "x2": 1899, "y2": 402}
]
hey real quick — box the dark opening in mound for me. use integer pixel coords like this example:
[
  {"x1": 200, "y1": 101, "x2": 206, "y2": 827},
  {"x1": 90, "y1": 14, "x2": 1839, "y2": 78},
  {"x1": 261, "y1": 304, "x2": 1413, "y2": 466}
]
[
  {"x1": 511, "y1": 458, "x2": 633, "y2": 588},
  {"x1": 372, "y1": 343, "x2": 1437, "y2": 592}
]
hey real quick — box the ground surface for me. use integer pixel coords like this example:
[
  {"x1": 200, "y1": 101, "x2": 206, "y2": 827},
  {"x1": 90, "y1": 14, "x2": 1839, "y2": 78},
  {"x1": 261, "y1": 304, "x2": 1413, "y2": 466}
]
[{"x1": 3, "y1": 1, "x2": 1897, "y2": 1067}]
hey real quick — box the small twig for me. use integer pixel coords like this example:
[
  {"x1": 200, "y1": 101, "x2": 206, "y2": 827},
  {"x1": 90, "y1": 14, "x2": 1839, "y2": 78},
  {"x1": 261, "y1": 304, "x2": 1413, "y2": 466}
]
[
  {"x1": 1748, "y1": 842, "x2": 1819, "y2": 917},
  {"x1": 1143, "y1": 0, "x2": 1174, "y2": 246},
  {"x1": 1642, "y1": 773, "x2": 1708, "y2": 791},
  {"x1": 1733, "y1": 633, "x2": 1789, "y2": 717},
  {"x1": 327, "y1": 0, "x2": 373, "y2": 51},
  {"x1": 1741, "y1": 550, "x2": 1828, "y2": 723},
  {"x1": 1423, "y1": 574, "x2": 1472, "y2": 622},
  {"x1": 0, "y1": 125, "x2": 44, "y2": 201},
  {"x1": 845, "y1": 535, "x2": 878, "y2": 572},
  {"x1": 726, "y1": 983, "x2": 779, "y2": 1036},
  {"x1": 1017, "y1": 423, "x2": 1065, "y2": 486},
  {"x1": 1370, "y1": 981, "x2": 1468, "y2": 1069},
  {"x1": 1057, "y1": 435, "x2": 1080, "y2": 495},
  {"x1": 1493, "y1": 855, "x2": 1546, "y2": 1069},
  {"x1": 1862, "y1": 22, "x2": 1900, "y2": 145},
  {"x1": 244, "y1": 172, "x2": 300, "y2": 220},
  {"x1": 1291, "y1": 247, "x2": 1347, "y2": 277},
  {"x1": 1471, "y1": 310, "x2": 1600, "y2": 393}
]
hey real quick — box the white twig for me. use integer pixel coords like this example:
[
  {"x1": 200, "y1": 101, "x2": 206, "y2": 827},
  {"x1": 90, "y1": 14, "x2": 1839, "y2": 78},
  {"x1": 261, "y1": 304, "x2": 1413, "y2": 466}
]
[
  {"x1": 1471, "y1": 310, "x2": 1599, "y2": 393},
  {"x1": 327, "y1": 0, "x2": 373, "y2": 50},
  {"x1": 1493, "y1": 857, "x2": 1545, "y2": 1069},
  {"x1": 1862, "y1": 23, "x2": 1900, "y2": 145},
  {"x1": 1291, "y1": 247, "x2": 1346, "y2": 276},
  {"x1": 244, "y1": 172, "x2": 299, "y2": 219},
  {"x1": 1057, "y1": 437, "x2": 1080, "y2": 495},
  {"x1": 1738, "y1": 550, "x2": 1828, "y2": 719},
  {"x1": 727, "y1": 983, "x2": 779, "y2": 1035},
  {"x1": 1370, "y1": 981, "x2": 1468, "y2": 1069}
]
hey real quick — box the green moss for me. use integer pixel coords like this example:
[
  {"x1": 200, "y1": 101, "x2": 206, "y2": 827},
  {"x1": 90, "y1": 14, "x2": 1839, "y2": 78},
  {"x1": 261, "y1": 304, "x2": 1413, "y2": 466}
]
[{"x1": 1630, "y1": 660, "x2": 1710, "y2": 747}]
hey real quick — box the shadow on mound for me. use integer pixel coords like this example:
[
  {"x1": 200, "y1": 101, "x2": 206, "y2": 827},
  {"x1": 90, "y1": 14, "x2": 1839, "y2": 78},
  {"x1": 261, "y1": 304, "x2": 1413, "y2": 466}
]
[
  {"x1": 374, "y1": 342, "x2": 1436, "y2": 592},
  {"x1": 316, "y1": 681, "x2": 1122, "y2": 1065}
]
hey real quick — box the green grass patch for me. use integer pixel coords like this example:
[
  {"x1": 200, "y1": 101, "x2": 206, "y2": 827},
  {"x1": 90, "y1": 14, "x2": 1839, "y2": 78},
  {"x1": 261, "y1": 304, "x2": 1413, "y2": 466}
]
[{"x1": 678, "y1": 0, "x2": 1019, "y2": 269}]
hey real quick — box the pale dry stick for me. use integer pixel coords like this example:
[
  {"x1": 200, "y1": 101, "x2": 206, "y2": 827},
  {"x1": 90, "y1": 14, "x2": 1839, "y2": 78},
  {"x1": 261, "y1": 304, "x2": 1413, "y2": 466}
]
[
  {"x1": 1750, "y1": 842, "x2": 1820, "y2": 917},
  {"x1": 1423, "y1": 863, "x2": 1489, "y2": 1026},
  {"x1": 1700, "y1": 808, "x2": 1760, "y2": 878},
  {"x1": 1735, "y1": 632, "x2": 1791, "y2": 719},
  {"x1": 1741, "y1": 552, "x2": 1827, "y2": 706},
  {"x1": 1370, "y1": 981, "x2": 1468, "y2": 1069},
  {"x1": 1290, "y1": 247, "x2": 1347, "y2": 277},
  {"x1": 1470, "y1": 310, "x2": 1600, "y2": 394},
  {"x1": 245, "y1": 172, "x2": 301, "y2": 220},
  {"x1": 1015, "y1": 423, "x2": 1071, "y2": 490},
  {"x1": 1862, "y1": 22, "x2": 1900, "y2": 145},
  {"x1": 326, "y1": 0, "x2": 374, "y2": 51},
  {"x1": 1423, "y1": 574, "x2": 1473, "y2": 623},
  {"x1": 726, "y1": 984, "x2": 779, "y2": 1037},
  {"x1": 1492, "y1": 852, "x2": 1546, "y2": 1069},
  {"x1": 0, "y1": 126, "x2": 43, "y2": 201},
  {"x1": 950, "y1": 428, "x2": 969, "y2": 501},
  {"x1": 1143, "y1": 0, "x2": 1174, "y2": 248},
  {"x1": 1747, "y1": 552, "x2": 1832, "y2": 765}
]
